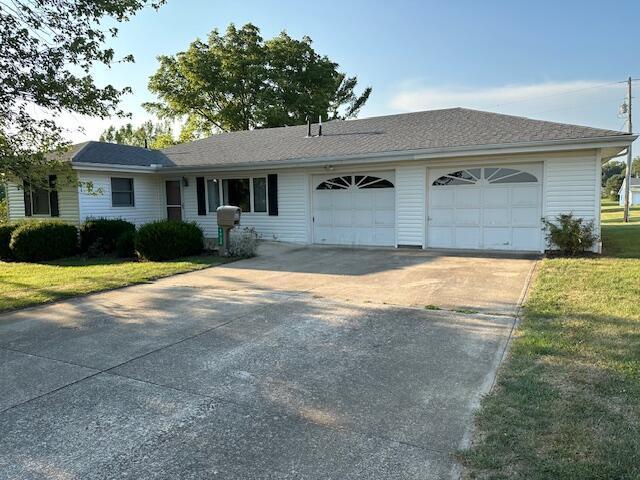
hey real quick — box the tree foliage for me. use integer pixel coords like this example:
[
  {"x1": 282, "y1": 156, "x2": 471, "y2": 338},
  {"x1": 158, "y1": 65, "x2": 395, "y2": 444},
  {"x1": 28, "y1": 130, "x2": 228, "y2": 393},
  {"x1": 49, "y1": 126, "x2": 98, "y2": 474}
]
[
  {"x1": 605, "y1": 173, "x2": 625, "y2": 200},
  {"x1": 100, "y1": 121, "x2": 176, "y2": 149},
  {"x1": 0, "y1": 0, "x2": 164, "y2": 186},
  {"x1": 629, "y1": 156, "x2": 640, "y2": 178},
  {"x1": 602, "y1": 160, "x2": 625, "y2": 187},
  {"x1": 0, "y1": 199, "x2": 7, "y2": 224},
  {"x1": 145, "y1": 23, "x2": 372, "y2": 135}
]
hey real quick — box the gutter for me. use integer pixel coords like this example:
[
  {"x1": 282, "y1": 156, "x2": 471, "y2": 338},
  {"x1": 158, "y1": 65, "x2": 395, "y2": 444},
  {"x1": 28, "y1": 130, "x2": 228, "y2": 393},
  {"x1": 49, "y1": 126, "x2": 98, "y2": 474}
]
[
  {"x1": 72, "y1": 134, "x2": 637, "y2": 174},
  {"x1": 71, "y1": 163, "x2": 162, "y2": 173}
]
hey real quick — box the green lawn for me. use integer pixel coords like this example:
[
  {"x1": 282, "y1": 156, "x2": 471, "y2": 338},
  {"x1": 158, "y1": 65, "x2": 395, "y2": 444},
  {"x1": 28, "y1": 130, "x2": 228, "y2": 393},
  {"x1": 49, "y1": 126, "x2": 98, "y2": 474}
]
[
  {"x1": 0, "y1": 255, "x2": 229, "y2": 312},
  {"x1": 461, "y1": 200, "x2": 640, "y2": 479}
]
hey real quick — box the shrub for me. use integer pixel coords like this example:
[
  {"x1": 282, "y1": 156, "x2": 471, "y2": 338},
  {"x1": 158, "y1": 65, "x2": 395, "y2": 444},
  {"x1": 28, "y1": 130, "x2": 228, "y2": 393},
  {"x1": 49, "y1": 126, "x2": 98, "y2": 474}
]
[
  {"x1": 0, "y1": 223, "x2": 19, "y2": 260},
  {"x1": 80, "y1": 218, "x2": 136, "y2": 254},
  {"x1": 227, "y1": 227, "x2": 259, "y2": 258},
  {"x1": 10, "y1": 221, "x2": 78, "y2": 261},
  {"x1": 115, "y1": 230, "x2": 136, "y2": 258},
  {"x1": 544, "y1": 213, "x2": 598, "y2": 256},
  {"x1": 135, "y1": 220, "x2": 203, "y2": 261}
]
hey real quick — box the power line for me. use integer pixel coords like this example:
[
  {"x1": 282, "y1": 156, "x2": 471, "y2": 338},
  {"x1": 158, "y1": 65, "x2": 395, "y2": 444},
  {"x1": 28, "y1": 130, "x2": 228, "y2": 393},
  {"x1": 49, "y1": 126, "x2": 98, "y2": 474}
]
[
  {"x1": 490, "y1": 78, "x2": 640, "y2": 110},
  {"x1": 521, "y1": 96, "x2": 627, "y2": 117},
  {"x1": 490, "y1": 80, "x2": 627, "y2": 109}
]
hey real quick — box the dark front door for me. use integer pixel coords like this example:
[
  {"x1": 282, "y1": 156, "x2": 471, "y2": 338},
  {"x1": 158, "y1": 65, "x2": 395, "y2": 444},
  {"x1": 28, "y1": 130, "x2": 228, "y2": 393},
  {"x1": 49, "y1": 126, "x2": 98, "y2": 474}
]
[{"x1": 165, "y1": 180, "x2": 182, "y2": 221}]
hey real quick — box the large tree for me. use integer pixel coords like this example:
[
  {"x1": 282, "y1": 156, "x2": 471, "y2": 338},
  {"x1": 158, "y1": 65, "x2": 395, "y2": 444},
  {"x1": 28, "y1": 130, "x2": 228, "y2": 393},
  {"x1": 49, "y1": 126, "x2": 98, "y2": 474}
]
[
  {"x1": 0, "y1": 0, "x2": 164, "y2": 186},
  {"x1": 144, "y1": 23, "x2": 372, "y2": 135},
  {"x1": 100, "y1": 120, "x2": 176, "y2": 149}
]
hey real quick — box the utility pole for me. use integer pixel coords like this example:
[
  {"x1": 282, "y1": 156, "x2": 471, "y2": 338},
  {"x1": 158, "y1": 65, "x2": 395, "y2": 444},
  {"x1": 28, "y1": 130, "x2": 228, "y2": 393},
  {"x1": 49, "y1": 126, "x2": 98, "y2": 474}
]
[{"x1": 623, "y1": 76, "x2": 633, "y2": 223}]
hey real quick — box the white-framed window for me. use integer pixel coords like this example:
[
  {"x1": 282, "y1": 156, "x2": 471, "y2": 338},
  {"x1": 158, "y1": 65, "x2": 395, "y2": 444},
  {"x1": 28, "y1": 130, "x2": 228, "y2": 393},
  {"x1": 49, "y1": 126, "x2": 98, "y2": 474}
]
[
  {"x1": 252, "y1": 177, "x2": 267, "y2": 212},
  {"x1": 206, "y1": 176, "x2": 267, "y2": 214},
  {"x1": 111, "y1": 177, "x2": 135, "y2": 207},
  {"x1": 206, "y1": 178, "x2": 220, "y2": 212}
]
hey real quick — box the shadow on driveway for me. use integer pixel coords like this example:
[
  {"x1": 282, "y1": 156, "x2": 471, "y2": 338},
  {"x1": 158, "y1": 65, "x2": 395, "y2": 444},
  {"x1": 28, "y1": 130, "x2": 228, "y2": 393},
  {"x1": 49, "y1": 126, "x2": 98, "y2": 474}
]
[{"x1": 0, "y1": 243, "x2": 535, "y2": 479}]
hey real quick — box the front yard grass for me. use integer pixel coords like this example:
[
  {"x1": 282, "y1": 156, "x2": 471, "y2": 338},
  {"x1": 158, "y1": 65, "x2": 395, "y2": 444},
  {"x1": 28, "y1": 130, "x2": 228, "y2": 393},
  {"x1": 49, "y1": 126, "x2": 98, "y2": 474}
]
[
  {"x1": 461, "y1": 200, "x2": 640, "y2": 479},
  {"x1": 0, "y1": 255, "x2": 229, "y2": 312}
]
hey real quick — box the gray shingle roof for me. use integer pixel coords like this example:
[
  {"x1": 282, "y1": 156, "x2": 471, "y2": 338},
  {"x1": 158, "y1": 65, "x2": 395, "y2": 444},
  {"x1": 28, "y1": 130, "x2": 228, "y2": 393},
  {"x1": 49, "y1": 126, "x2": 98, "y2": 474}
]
[
  {"x1": 71, "y1": 141, "x2": 169, "y2": 166},
  {"x1": 630, "y1": 178, "x2": 640, "y2": 186},
  {"x1": 71, "y1": 108, "x2": 631, "y2": 168},
  {"x1": 160, "y1": 108, "x2": 629, "y2": 167}
]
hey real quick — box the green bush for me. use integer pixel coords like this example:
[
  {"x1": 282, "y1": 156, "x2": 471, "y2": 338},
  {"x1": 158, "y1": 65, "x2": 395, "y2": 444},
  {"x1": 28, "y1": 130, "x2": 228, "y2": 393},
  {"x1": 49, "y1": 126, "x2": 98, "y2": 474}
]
[
  {"x1": 10, "y1": 221, "x2": 78, "y2": 261},
  {"x1": 0, "y1": 223, "x2": 19, "y2": 260},
  {"x1": 80, "y1": 218, "x2": 136, "y2": 254},
  {"x1": 135, "y1": 220, "x2": 203, "y2": 261},
  {"x1": 115, "y1": 230, "x2": 136, "y2": 258},
  {"x1": 544, "y1": 213, "x2": 598, "y2": 256}
]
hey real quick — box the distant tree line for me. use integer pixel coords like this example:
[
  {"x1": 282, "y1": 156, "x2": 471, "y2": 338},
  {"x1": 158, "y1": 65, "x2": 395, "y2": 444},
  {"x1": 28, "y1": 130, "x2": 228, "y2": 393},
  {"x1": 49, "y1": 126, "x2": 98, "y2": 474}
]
[{"x1": 602, "y1": 157, "x2": 640, "y2": 199}]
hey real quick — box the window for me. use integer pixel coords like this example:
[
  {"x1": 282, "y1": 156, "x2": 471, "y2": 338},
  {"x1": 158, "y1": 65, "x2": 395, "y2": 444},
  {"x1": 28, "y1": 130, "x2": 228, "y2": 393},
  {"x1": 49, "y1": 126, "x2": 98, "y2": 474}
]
[
  {"x1": 214, "y1": 177, "x2": 268, "y2": 213},
  {"x1": 485, "y1": 168, "x2": 537, "y2": 183},
  {"x1": 111, "y1": 177, "x2": 134, "y2": 207},
  {"x1": 222, "y1": 178, "x2": 250, "y2": 212},
  {"x1": 433, "y1": 168, "x2": 537, "y2": 186},
  {"x1": 253, "y1": 177, "x2": 267, "y2": 212},
  {"x1": 31, "y1": 186, "x2": 51, "y2": 215},
  {"x1": 207, "y1": 179, "x2": 220, "y2": 212},
  {"x1": 316, "y1": 175, "x2": 394, "y2": 190},
  {"x1": 432, "y1": 169, "x2": 479, "y2": 186}
]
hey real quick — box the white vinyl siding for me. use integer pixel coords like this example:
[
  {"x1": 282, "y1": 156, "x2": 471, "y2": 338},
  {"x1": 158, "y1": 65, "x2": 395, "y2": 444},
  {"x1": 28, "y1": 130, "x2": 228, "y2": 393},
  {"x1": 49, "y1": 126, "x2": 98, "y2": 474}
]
[
  {"x1": 396, "y1": 166, "x2": 426, "y2": 246},
  {"x1": 7, "y1": 182, "x2": 25, "y2": 220},
  {"x1": 543, "y1": 153, "x2": 600, "y2": 251},
  {"x1": 178, "y1": 171, "x2": 309, "y2": 243},
  {"x1": 6, "y1": 178, "x2": 80, "y2": 224},
  {"x1": 78, "y1": 172, "x2": 163, "y2": 226},
  {"x1": 544, "y1": 155, "x2": 598, "y2": 220}
]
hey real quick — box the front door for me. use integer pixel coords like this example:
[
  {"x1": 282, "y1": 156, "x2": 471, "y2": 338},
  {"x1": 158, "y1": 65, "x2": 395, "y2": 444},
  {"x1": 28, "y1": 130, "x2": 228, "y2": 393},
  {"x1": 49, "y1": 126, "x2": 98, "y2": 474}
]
[{"x1": 165, "y1": 180, "x2": 182, "y2": 221}]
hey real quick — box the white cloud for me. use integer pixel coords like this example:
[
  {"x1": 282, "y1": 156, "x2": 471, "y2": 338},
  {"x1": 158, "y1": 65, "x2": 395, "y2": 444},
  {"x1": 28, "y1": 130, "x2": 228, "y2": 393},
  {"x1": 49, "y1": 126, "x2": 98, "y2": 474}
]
[
  {"x1": 385, "y1": 80, "x2": 629, "y2": 133},
  {"x1": 389, "y1": 80, "x2": 619, "y2": 112}
]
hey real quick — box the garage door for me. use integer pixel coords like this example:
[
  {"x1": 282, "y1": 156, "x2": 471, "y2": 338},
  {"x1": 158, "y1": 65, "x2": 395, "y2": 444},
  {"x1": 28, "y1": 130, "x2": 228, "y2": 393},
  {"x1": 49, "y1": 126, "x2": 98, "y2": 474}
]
[
  {"x1": 313, "y1": 173, "x2": 395, "y2": 246},
  {"x1": 428, "y1": 164, "x2": 542, "y2": 251}
]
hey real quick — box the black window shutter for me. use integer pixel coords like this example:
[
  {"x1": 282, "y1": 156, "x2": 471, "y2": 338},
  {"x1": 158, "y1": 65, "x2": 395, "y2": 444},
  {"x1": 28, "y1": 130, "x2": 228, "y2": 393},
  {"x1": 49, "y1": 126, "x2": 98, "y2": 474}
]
[
  {"x1": 267, "y1": 174, "x2": 278, "y2": 216},
  {"x1": 48, "y1": 175, "x2": 59, "y2": 217},
  {"x1": 196, "y1": 177, "x2": 206, "y2": 215},
  {"x1": 23, "y1": 180, "x2": 32, "y2": 217}
]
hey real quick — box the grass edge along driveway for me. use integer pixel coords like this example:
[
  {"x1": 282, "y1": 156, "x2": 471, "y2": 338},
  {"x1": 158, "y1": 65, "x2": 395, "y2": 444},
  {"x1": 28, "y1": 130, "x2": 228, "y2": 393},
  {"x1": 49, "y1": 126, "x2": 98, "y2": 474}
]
[
  {"x1": 0, "y1": 255, "x2": 229, "y2": 312},
  {"x1": 460, "y1": 201, "x2": 640, "y2": 479}
]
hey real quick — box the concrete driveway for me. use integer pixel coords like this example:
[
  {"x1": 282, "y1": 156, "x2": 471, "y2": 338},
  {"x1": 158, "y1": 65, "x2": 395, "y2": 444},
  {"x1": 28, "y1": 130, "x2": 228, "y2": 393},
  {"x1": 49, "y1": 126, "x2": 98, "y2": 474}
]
[{"x1": 0, "y1": 243, "x2": 536, "y2": 479}]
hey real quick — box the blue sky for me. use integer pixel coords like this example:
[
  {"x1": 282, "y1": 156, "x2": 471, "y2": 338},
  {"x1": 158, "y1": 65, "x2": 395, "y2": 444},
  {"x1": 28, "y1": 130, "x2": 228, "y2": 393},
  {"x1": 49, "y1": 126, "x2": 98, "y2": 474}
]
[{"x1": 65, "y1": 0, "x2": 639, "y2": 149}]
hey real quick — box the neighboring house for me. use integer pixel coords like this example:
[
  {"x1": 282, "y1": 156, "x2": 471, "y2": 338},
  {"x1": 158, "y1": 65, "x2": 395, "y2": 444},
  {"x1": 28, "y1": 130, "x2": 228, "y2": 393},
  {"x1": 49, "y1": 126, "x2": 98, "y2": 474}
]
[
  {"x1": 6, "y1": 108, "x2": 636, "y2": 252},
  {"x1": 618, "y1": 177, "x2": 640, "y2": 206}
]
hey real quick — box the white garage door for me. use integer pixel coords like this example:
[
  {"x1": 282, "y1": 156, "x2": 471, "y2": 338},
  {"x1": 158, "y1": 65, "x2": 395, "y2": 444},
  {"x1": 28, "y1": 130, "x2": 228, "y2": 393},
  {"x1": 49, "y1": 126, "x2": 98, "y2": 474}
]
[
  {"x1": 428, "y1": 164, "x2": 542, "y2": 251},
  {"x1": 313, "y1": 172, "x2": 395, "y2": 246}
]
